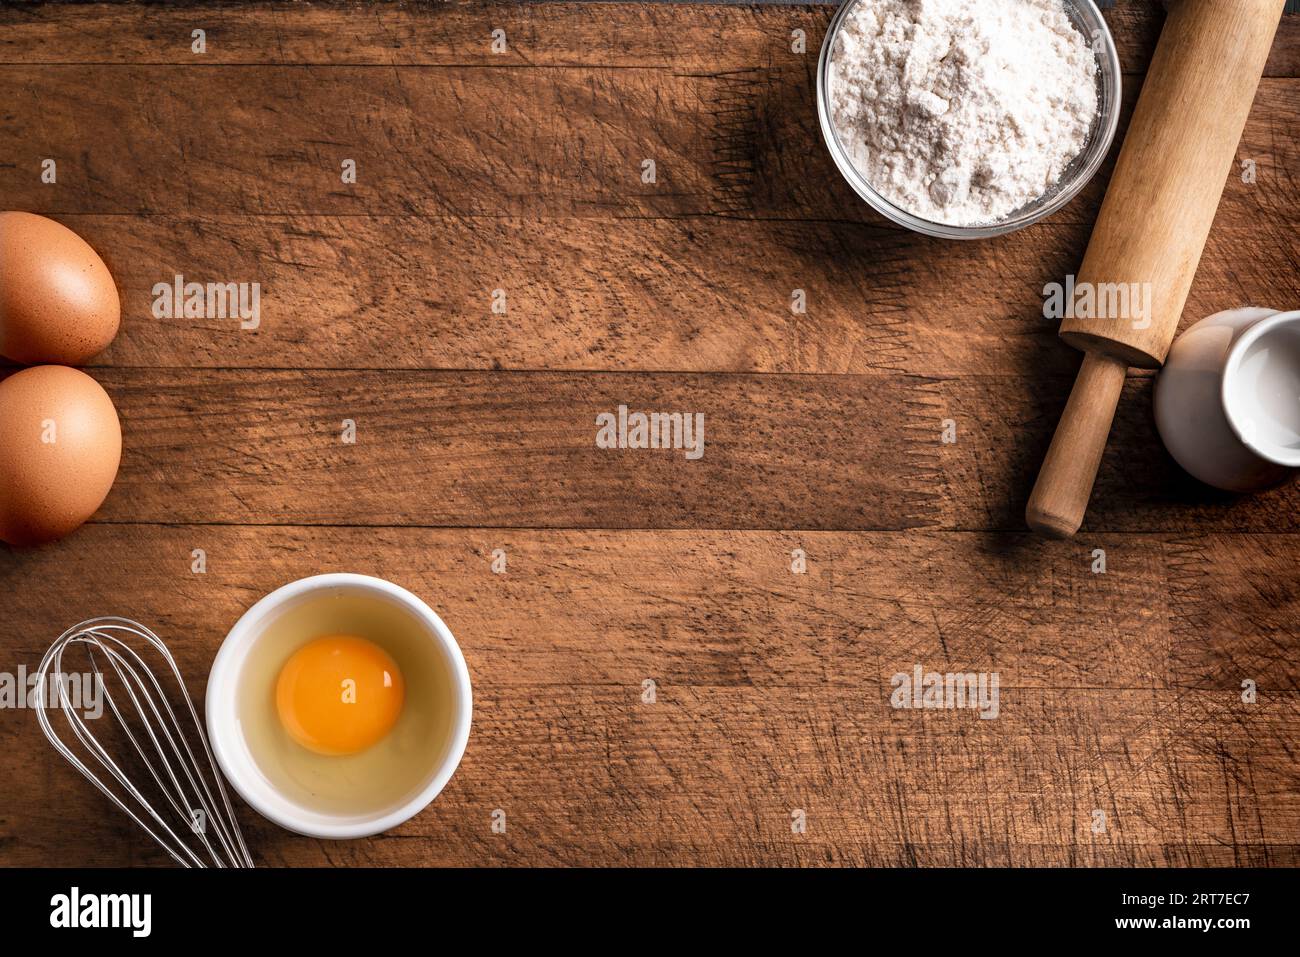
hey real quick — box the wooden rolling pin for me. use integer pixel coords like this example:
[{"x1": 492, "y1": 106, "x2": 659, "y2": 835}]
[{"x1": 1026, "y1": 0, "x2": 1285, "y2": 538}]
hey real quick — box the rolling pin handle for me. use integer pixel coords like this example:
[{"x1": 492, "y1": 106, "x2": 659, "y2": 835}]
[{"x1": 1025, "y1": 352, "x2": 1129, "y2": 539}]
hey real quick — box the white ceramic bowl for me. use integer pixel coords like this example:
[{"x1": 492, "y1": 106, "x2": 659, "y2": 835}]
[{"x1": 206, "y1": 574, "x2": 472, "y2": 839}]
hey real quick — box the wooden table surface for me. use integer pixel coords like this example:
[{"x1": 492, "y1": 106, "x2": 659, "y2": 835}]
[{"x1": 1, "y1": 0, "x2": 1298, "y2": 867}]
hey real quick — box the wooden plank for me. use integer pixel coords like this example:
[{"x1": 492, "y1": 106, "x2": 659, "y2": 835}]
[
  {"x1": 1, "y1": 64, "x2": 1295, "y2": 228},
  {"x1": 10, "y1": 687, "x2": 1297, "y2": 866},
  {"x1": 90, "y1": 367, "x2": 938, "y2": 530},
  {"x1": 0, "y1": 2, "x2": 1296, "y2": 76},
  {"x1": 52, "y1": 368, "x2": 1300, "y2": 532},
  {"x1": 4, "y1": 526, "x2": 1294, "y2": 689},
  {"x1": 30, "y1": 216, "x2": 1299, "y2": 376},
  {"x1": 1, "y1": 525, "x2": 1295, "y2": 866}
]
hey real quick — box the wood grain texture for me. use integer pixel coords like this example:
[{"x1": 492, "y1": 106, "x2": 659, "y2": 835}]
[
  {"x1": 1, "y1": 65, "x2": 1297, "y2": 227},
  {"x1": 20, "y1": 217, "x2": 1300, "y2": 377},
  {"x1": 0, "y1": 1, "x2": 1297, "y2": 75},
  {"x1": 58, "y1": 368, "x2": 1300, "y2": 533},
  {"x1": 2, "y1": 526, "x2": 1297, "y2": 866},
  {"x1": 0, "y1": 1, "x2": 1297, "y2": 868}
]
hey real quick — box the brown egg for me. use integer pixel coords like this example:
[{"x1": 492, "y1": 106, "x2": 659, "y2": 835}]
[
  {"x1": 0, "y1": 365, "x2": 121, "y2": 546},
  {"x1": 0, "y1": 211, "x2": 120, "y2": 364}
]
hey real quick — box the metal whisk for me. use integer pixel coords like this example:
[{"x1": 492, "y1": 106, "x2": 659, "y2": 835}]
[{"x1": 33, "y1": 617, "x2": 254, "y2": 868}]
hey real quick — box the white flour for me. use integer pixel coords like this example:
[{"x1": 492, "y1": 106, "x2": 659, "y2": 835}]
[{"x1": 829, "y1": 0, "x2": 1098, "y2": 226}]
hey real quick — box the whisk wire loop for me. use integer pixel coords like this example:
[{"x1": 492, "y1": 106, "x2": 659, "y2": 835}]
[{"x1": 33, "y1": 617, "x2": 254, "y2": 868}]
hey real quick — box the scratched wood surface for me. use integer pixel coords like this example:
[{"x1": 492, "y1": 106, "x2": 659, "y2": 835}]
[{"x1": 0, "y1": 1, "x2": 1297, "y2": 867}]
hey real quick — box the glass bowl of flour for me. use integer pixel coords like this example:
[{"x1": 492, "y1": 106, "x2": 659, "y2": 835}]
[{"x1": 818, "y1": 0, "x2": 1120, "y2": 238}]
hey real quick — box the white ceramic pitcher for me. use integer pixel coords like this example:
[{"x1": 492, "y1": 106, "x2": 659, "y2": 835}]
[{"x1": 1155, "y1": 307, "x2": 1300, "y2": 491}]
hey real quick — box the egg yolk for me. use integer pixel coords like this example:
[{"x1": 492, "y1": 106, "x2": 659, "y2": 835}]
[{"x1": 275, "y1": 635, "x2": 405, "y2": 756}]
